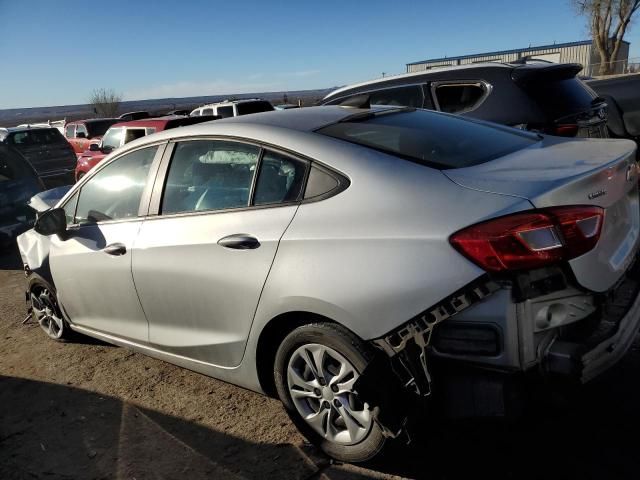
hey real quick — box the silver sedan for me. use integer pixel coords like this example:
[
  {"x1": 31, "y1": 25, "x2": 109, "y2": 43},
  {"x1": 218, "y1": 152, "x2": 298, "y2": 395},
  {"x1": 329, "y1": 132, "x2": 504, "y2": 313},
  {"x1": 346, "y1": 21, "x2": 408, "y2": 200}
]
[{"x1": 18, "y1": 106, "x2": 640, "y2": 462}]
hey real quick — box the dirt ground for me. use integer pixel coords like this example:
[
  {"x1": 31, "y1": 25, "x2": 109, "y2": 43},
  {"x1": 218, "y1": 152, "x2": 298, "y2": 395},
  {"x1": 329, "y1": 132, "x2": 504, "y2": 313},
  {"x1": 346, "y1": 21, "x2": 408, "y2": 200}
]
[{"x1": 2, "y1": 244, "x2": 640, "y2": 480}]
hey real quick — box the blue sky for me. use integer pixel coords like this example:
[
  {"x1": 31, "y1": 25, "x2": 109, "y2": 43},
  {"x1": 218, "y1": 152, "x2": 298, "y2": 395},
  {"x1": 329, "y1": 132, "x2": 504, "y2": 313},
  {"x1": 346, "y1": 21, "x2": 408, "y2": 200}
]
[{"x1": 1, "y1": 0, "x2": 639, "y2": 109}]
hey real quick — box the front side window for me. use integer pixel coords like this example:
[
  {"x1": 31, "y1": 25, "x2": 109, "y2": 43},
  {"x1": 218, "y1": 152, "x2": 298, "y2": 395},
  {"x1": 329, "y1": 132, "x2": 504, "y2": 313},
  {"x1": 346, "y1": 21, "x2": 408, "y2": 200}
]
[
  {"x1": 74, "y1": 146, "x2": 157, "y2": 224},
  {"x1": 76, "y1": 125, "x2": 88, "y2": 137},
  {"x1": 101, "y1": 127, "x2": 124, "y2": 150},
  {"x1": 253, "y1": 151, "x2": 307, "y2": 205},
  {"x1": 124, "y1": 128, "x2": 147, "y2": 144},
  {"x1": 65, "y1": 124, "x2": 75, "y2": 138},
  {"x1": 433, "y1": 83, "x2": 486, "y2": 113},
  {"x1": 202, "y1": 108, "x2": 214, "y2": 116},
  {"x1": 162, "y1": 140, "x2": 259, "y2": 214}
]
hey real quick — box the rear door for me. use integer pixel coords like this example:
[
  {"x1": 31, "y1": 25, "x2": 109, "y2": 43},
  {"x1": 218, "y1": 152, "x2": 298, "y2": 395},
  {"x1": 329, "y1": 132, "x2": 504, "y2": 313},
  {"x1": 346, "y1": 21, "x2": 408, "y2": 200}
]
[{"x1": 132, "y1": 139, "x2": 308, "y2": 367}]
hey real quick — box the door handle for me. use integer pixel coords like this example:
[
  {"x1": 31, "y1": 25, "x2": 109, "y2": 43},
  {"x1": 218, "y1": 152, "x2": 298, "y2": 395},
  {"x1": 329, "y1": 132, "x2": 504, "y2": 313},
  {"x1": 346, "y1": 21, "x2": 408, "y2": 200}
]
[
  {"x1": 103, "y1": 243, "x2": 127, "y2": 256},
  {"x1": 217, "y1": 234, "x2": 260, "y2": 250}
]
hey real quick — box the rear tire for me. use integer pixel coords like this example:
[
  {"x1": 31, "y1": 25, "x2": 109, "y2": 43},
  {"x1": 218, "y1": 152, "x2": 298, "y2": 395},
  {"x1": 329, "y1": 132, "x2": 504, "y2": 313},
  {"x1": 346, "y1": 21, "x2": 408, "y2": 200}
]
[{"x1": 274, "y1": 322, "x2": 387, "y2": 463}]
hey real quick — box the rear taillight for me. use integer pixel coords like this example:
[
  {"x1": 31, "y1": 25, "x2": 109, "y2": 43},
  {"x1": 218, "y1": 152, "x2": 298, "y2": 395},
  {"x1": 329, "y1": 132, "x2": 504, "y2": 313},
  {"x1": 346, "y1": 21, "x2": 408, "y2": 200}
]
[
  {"x1": 450, "y1": 206, "x2": 604, "y2": 272},
  {"x1": 554, "y1": 124, "x2": 579, "y2": 137}
]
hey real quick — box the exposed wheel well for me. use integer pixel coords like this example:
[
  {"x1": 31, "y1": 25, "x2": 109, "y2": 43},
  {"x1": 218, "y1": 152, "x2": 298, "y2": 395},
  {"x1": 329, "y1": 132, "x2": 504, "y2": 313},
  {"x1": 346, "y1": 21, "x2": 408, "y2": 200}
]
[{"x1": 256, "y1": 311, "x2": 335, "y2": 397}]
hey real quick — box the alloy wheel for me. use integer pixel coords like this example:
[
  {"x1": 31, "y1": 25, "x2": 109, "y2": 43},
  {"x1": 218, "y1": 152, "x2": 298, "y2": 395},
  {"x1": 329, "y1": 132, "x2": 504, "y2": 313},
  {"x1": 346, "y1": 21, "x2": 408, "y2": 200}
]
[
  {"x1": 31, "y1": 288, "x2": 65, "y2": 340},
  {"x1": 287, "y1": 343, "x2": 372, "y2": 445}
]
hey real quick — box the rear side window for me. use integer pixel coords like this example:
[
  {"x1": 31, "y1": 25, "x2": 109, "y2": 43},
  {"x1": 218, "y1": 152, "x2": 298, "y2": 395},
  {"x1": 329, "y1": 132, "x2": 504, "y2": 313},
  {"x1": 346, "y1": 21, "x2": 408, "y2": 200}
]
[
  {"x1": 433, "y1": 83, "x2": 486, "y2": 113},
  {"x1": 217, "y1": 106, "x2": 234, "y2": 118},
  {"x1": 162, "y1": 140, "x2": 259, "y2": 214},
  {"x1": 253, "y1": 151, "x2": 307, "y2": 205},
  {"x1": 369, "y1": 85, "x2": 424, "y2": 108},
  {"x1": 65, "y1": 124, "x2": 75, "y2": 138},
  {"x1": 317, "y1": 109, "x2": 537, "y2": 169},
  {"x1": 236, "y1": 101, "x2": 275, "y2": 115}
]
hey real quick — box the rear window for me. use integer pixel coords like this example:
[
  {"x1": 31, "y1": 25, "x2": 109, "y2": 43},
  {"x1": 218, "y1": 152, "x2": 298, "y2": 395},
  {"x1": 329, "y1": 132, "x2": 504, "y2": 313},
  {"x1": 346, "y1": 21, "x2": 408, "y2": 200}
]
[
  {"x1": 236, "y1": 101, "x2": 274, "y2": 116},
  {"x1": 317, "y1": 109, "x2": 538, "y2": 169},
  {"x1": 525, "y1": 78, "x2": 598, "y2": 119},
  {"x1": 9, "y1": 128, "x2": 66, "y2": 146},
  {"x1": 86, "y1": 120, "x2": 119, "y2": 137}
]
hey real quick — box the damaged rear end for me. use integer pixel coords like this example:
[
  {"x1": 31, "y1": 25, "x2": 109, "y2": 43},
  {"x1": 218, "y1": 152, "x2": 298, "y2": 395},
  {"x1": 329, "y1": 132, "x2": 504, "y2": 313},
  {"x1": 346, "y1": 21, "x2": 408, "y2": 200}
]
[{"x1": 357, "y1": 136, "x2": 640, "y2": 428}]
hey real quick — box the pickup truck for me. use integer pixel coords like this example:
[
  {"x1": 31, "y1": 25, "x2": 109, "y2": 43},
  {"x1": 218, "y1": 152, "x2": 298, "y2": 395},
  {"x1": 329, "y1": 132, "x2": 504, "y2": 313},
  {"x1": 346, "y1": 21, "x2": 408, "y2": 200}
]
[
  {"x1": 74, "y1": 115, "x2": 219, "y2": 180},
  {"x1": 587, "y1": 73, "x2": 640, "y2": 156}
]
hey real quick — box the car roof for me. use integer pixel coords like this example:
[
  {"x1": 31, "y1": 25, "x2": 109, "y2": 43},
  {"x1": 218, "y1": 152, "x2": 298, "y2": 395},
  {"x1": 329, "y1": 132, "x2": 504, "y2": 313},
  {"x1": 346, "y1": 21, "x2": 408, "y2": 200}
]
[
  {"x1": 120, "y1": 106, "x2": 399, "y2": 153},
  {"x1": 67, "y1": 118, "x2": 118, "y2": 124},
  {"x1": 4, "y1": 125, "x2": 59, "y2": 133},
  {"x1": 324, "y1": 62, "x2": 513, "y2": 100},
  {"x1": 195, "y1": 98, "x2": 269, "y2": 109}
]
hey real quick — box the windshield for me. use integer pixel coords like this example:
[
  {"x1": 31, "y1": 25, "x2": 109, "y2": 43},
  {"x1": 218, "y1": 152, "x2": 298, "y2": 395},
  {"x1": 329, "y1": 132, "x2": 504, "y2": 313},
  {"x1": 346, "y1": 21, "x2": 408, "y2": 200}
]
[
  {"x1": 317, "y1": 109, "x2": 538, "y2": 169},
  {"x1": 101, "y1": 127, "x2": 124, "y2": 150}
]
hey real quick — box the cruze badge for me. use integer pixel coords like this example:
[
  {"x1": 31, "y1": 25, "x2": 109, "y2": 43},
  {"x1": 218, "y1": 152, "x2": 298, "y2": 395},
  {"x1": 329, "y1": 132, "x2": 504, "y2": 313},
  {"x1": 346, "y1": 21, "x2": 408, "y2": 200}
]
[{"x1": 588, "y1": 189, "x2": 607, "y2": 200}]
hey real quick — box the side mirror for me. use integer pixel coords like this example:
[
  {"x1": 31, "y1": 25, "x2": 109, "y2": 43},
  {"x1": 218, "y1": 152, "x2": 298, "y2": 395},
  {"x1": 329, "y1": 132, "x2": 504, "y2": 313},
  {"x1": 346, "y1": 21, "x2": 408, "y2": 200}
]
[
  {"x1": 34, "y1": 207, "x2": 67, "y2": 237},
  {"x1": 76, "y1": 132, "x2": 87, "y2": 139},
  {"x1": 88, "y1": 143, "x2": 100, "y2": 152}
]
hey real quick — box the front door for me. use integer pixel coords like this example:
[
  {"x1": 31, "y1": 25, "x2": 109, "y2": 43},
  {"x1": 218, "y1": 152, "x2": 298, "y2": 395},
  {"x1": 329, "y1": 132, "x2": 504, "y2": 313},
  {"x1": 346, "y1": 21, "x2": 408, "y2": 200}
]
[
  {"x1": 132, "y1": 140, "x2": 309, "y2": 367},
  {"x1": 50, "y1": 145, "x2": 161, "y2": 342}
]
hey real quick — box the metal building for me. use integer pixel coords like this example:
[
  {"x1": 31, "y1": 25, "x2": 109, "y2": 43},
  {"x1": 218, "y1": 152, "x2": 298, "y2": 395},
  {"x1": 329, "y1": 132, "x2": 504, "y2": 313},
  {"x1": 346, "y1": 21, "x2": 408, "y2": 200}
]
[{"x1": 407, "y1": 40, "x2": 631, "y2": 76}]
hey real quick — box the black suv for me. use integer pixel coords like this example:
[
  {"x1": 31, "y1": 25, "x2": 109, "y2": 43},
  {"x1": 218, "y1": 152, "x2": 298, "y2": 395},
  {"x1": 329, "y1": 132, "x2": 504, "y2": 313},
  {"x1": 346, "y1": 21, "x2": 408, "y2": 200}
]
[
  {"x1": 322, "y1": 62, "x2": 608, "y2": 138},
  {"x1": 0, "y1": 126, "x2": 76, "y2": 186},
  {"x1": 0, "y1": 145, "x2": 44, "y2": 248}
]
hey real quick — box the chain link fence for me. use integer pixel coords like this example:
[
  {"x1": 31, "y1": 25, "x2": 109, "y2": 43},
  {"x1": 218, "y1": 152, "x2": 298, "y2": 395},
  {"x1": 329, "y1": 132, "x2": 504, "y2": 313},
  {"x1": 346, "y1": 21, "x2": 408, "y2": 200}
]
[{"x1": 585, "y1": 57, "x2": 640, "y2": 77}]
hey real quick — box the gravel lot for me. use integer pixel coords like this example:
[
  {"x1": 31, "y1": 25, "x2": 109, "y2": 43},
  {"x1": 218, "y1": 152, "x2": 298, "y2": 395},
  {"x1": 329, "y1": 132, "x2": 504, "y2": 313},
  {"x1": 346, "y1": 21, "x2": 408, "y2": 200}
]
[{"x1": 2, "y1": 244, "x2": 640, "y2": 479}]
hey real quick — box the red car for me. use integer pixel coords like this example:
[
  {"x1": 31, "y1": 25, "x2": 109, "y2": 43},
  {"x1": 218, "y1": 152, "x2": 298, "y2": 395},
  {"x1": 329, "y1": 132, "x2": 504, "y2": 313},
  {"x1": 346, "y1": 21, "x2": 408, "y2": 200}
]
[
  {"x1": 74, "y1": 115, "x2": 218, "y2": 180},
  {"x1": 64, "y1": 118, "x2": 120, "y2": 157}
]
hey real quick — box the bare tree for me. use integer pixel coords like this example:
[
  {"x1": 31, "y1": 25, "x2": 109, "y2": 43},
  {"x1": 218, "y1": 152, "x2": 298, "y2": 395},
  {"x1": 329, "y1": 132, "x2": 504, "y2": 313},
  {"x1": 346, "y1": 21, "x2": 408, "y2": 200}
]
[
  {"x1": 89, "y1": 88, "x2": 122, "y2": 117},
  {"x1": 573, "y1": 0, "x2": 640, "y2": 75}
]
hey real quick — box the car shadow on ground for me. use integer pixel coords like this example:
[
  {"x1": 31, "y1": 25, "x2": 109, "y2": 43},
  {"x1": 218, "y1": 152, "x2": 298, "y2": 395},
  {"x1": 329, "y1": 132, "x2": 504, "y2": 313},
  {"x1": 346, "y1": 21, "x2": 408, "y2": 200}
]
[
  {"x1": 3, "y1": 360, "x2": 640, "y2": 480},
  {"x1": 0, "y1": 375, "x2": 327, "y2": 480}
]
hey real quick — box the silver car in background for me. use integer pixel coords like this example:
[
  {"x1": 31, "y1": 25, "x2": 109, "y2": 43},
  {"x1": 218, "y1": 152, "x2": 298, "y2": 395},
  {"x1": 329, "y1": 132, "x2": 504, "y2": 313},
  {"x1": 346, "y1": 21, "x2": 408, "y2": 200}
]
[{"x1": 18, "y1": 106, "x2": 640, "y2": 462}]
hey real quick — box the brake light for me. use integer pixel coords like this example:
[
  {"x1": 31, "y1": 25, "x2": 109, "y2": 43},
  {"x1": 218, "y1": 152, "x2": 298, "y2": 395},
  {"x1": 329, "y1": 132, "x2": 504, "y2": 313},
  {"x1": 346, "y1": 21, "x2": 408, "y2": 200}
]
[
  {"x1": 554, "y1": 124, "x2": 579, "y2": 137},
  {"x1": 450, "y1": 206, "x2": 604, "y2": 272}
]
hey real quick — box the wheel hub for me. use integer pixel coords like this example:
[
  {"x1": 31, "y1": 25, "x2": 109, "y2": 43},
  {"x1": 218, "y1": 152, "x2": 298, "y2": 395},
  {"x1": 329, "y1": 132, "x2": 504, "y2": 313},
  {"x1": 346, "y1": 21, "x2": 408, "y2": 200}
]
[{"x1": 287, "y1": 343, "x2": 372, "y2": 445}]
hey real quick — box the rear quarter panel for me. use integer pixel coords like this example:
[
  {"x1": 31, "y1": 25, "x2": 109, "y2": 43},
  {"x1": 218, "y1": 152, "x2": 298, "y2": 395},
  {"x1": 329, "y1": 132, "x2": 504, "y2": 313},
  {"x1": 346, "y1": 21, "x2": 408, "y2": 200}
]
[{"x1": 249, "y1": 141, "x2": 534, "y2": 342}]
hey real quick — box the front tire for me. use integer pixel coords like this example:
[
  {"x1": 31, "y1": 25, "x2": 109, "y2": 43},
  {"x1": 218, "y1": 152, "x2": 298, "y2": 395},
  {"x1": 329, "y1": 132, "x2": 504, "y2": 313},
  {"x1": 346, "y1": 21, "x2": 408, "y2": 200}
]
[
  {"x1": 274, "y1": 322, "x2": 387, "y2": 463},
  {"x1": 30, "y1": 284, "x2": 73, "y2": 341}
]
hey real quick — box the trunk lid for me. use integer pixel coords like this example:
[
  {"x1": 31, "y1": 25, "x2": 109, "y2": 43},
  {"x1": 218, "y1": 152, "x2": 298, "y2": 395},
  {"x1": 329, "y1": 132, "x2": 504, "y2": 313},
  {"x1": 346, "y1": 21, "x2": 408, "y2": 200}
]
[{"x1": 444, "y1": 136, "x2": 639, "y2": 292}]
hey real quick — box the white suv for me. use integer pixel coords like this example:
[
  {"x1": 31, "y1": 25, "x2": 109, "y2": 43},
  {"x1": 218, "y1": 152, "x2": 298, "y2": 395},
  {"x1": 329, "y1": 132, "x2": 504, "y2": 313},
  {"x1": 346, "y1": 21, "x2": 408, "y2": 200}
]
[{"x1": 190, "y1": 98, "x2": 274, "y2": 118}]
